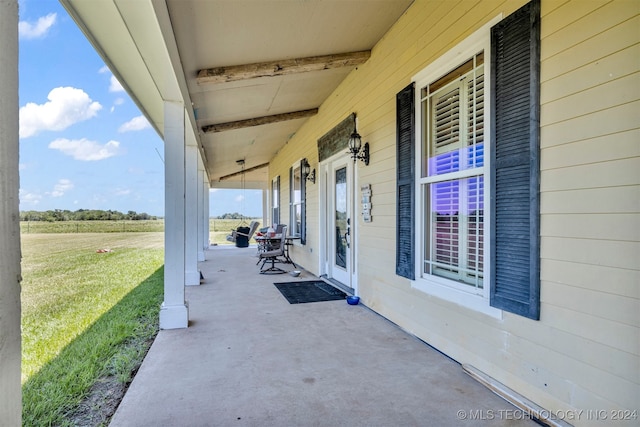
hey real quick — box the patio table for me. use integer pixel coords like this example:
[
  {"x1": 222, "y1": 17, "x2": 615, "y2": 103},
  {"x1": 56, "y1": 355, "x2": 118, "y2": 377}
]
[{"x1": 255, "y1": 235, "x2": 297, "y2": 268}]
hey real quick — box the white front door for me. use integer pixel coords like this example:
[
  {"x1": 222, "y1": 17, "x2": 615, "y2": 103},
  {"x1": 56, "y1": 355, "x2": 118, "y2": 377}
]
[{"x1": 326, "y1": 156, "x2": 354, "y2": 288}]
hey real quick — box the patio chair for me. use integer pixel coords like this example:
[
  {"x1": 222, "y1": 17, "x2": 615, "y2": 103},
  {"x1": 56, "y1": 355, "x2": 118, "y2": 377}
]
[
  {"x1": 269, "y1": 224, "x2": 286, "y2": 249},
  {"x1": 227, "y1": 220, "x2": 260, "y2": 247},
  {"x1": 258, "y1": 225, "x2": 288, "y2": 274},
  {"x1": 237, "y1": 220, "x2": 260, "y2": 241}
]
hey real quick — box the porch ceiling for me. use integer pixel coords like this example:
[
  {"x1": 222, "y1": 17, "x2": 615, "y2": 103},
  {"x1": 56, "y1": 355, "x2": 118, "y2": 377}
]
[{"x1": 62, "y1": 0, "x2": 413, "y2": 189}]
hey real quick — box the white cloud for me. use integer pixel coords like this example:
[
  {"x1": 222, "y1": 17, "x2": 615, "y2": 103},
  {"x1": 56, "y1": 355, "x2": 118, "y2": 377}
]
[
  {"x1": 109, "y1": 75, "x2": 125, "y2": 92},
  {"x1": 114, "y1": 188, "x2": 132, "y2": 196},
  {"x1": 49, "y1": 138, "x2": 121, "y2": 161},
  {"x1": 119, "y1": 115, "x2": 151, "y2": 132},
  {"x1": 19, "y1": 189, "x2": 42, "y2": 205},
  {"x1": 235, "y1": 195, "x2": 245, "y2": 203},
  {"x1": 19, "y1": 87, "x2": 102, "y2": 138},
  {"x1": 19, "y1": 13, "x2": 56, "y2": 40},
  {"x1": 19, "y1": 163, "x2": 27, "y2": 171},
  {"x1": 100, "y1": 68, "x2": 125, "y2": 103},
  {"x1": 51, "y1": 179, "x2": 74, "y2": 197},
  {"x1": 110, "y1": 97, "x2": 125, "y2": 112}
]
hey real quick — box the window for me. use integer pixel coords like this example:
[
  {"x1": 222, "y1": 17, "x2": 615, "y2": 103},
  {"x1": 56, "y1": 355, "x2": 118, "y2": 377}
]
[
  {"x1": 421, "y1": 53, "x2": 485, "y2": 291},
  {"x1": 289, "y1": 161, "x2": 306, "y2": 243},
  {"x1": 271, "y1": 176, "x2": 280, "y2": 225},
  {"x1": 414, "y1": 25, "x2": 491, "y2": 306},
  {"x1": 400, "y1": 0, "x2": 540, "y2": 319}
]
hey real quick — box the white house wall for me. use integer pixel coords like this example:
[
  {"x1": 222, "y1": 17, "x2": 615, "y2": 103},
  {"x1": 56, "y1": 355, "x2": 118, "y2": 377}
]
[{"x1": 268, "y1": 0, "x2": 639, "y2": 423}]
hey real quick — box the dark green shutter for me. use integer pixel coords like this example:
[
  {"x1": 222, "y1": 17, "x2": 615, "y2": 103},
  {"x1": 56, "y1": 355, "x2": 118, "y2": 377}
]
[
  {"x1": 490, "y1": 0, "x2": 540, "y2": 319},
  {"x1": 300, "y1": 159, "x2": 306, "y2": 245},
  {"x1": 289, "y1": 166, "x2": 293, "y2": 236},
  {"x1": 396, "y1": 83, "x2": 415, "y2": 280}
]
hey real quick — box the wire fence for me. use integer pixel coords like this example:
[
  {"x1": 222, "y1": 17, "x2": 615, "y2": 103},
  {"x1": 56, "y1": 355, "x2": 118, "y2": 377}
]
[
  {"x1": 19, "y1": 219, "x2": 265, "y2": 240},
  {"x1": 20, "y1": 220, "x2": 165, "y2": 234}
]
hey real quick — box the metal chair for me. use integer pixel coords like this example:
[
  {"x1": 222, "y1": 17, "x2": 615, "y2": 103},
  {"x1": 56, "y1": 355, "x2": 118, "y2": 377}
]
[{"x1": 258, "y1": 225, "x2": 288, "y2": 274}]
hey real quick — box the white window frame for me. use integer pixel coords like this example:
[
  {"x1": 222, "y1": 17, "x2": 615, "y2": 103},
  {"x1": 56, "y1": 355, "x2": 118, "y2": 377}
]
[{"x1": 412, "y1": 17, "x2": 502, "y2": 319}]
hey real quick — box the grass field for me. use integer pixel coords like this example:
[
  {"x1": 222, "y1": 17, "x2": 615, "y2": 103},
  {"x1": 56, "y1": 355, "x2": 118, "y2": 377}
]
[
  {"x1": 20, "y1": 219, "x2": 164, "y2": 233},
  {"x1": 19, "y1": 218, "x2": 263, "y2": 245},
  {"x1": 21, "y1": 232, "x2": 164, "y2": 426},
  {"x1": 20, "y1": 218, "x2": 262, "y2": 425}
]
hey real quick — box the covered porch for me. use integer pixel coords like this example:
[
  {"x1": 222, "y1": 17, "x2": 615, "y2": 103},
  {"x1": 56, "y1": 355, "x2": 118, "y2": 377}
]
[
  {"x1": 108, "y1": 245, "x2": 535, "y2": 426},
  {"x1": 59, "y1": 0, "x2": 418, "y2": 331}
]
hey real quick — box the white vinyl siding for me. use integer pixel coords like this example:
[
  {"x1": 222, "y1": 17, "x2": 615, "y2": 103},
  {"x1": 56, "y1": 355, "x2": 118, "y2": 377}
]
[{"x1": 270, "y1": 0, "x2": 638, "y2": 416}]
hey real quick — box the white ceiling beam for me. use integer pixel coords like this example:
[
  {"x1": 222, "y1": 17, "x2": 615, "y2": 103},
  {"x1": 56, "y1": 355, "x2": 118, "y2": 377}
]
[{"x1": 196, "y1": 50, "x2": 371, "y2": 84}]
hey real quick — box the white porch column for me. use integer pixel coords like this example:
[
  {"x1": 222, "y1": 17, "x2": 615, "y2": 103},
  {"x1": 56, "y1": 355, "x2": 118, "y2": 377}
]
[
  {"x1": 262, "y1": 187, "x2": 269, "y2": 226},
  {"x1": 197, "y1": 165, "x2": 206, "y2": 262},
  {"x1": 160, "y1": 100, "x2": 189, "y2": 329},
  {"x1": 184, "y1": 142, "x2": 200, "y2": 286},
  {"x1": 0, "y1": 0, "x2": 22, "y2": 423},
  {"x1": 204, "y1": 180, "x2": 210, "y2": 248}
]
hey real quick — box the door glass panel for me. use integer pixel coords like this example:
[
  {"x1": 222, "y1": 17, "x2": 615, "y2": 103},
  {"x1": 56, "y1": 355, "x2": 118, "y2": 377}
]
[{"x1": 335, "y1": 167, "x2": 347, "y2": 269}]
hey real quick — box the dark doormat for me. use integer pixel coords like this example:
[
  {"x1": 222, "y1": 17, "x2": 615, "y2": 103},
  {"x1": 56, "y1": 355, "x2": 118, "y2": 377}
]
[{"x1": 274, "y1": 280, "x2": 347, "y2": 304}]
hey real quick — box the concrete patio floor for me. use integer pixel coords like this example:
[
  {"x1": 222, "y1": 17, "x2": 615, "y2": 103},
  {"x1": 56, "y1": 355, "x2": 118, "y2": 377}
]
[{"x1": 109, "y1": 245, "x2": 537, "y2": 427}]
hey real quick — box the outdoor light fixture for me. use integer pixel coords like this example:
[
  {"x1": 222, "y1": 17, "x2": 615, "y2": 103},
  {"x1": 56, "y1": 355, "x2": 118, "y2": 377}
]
[
  {"x1": 302, "y1": 158, "x2": 316, "y2": 184},
  {"x1": 348, "y1": 125, "x2": 370, "y2": 165}
]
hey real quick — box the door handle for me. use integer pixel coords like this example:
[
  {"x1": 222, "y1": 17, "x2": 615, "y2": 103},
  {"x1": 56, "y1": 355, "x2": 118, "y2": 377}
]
[{"x1": 344, "y1": 227, "x2": 350, "y2": 248}]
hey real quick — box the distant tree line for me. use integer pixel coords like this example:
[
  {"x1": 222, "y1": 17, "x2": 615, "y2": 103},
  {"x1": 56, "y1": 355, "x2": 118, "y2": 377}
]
[
  {"x1": 216, "y1": 212, "x2": 249, "y2": 219},
  {"x1": 20, "y1": 209, "x2": 158, "y2": 222}
]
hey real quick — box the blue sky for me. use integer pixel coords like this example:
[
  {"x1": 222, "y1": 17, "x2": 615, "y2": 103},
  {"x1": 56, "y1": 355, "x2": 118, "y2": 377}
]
[{"x1": 18, "y1": 0, "x2": 262, "y2": 218}]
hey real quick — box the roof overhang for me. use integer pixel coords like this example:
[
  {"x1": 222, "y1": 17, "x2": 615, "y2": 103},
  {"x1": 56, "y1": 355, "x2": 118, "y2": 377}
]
[{"x1": 61, "y1": 0, "x2": 413, "y2": 189}]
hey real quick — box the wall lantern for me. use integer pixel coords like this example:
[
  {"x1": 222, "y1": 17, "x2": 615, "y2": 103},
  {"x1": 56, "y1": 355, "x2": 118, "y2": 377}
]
[
  {"x1": 348, "y1": 125, "x2": 370, "y2": 165},
  {"x1": 302, "y1": 158, "x2": 316, "y2": 184}
]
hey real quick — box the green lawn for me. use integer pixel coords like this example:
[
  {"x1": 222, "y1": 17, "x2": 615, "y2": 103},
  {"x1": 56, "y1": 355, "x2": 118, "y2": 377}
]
[
  {"x1": 20, "y1": 219, "x2": 262, "y2": 424},
  {"x1": 21, "y1": 232, "x2": 164, "y2": 426}
]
